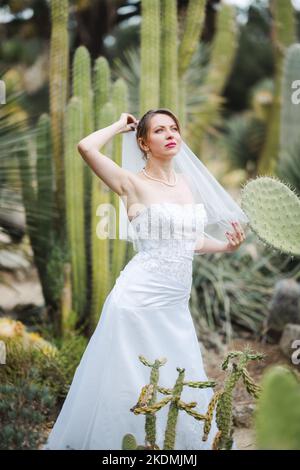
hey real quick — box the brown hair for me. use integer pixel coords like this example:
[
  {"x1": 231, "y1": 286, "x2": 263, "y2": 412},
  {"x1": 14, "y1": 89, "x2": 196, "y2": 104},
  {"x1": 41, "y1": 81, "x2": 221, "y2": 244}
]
[{"x1": 136, "y1": 108, "x2": 181, "y2": 161}]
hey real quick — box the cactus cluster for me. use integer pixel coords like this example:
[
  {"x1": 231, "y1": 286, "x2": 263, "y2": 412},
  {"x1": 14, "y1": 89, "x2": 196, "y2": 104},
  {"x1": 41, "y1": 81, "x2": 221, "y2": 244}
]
[{"x1": 122, "y1": 348, "x2": 263, "y2": 450}]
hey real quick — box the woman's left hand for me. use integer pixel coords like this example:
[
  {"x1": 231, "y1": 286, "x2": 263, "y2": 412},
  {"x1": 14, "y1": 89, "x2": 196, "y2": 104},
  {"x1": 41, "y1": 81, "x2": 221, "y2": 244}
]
[{"x1": 225, "y1": 221, "x2": 246, "y2": 252}]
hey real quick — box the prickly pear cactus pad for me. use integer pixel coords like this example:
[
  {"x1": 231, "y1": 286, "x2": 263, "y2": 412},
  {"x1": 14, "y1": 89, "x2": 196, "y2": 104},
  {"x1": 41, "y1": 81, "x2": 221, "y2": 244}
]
[{"x1": 241, "y1": 176, "x2": 300, "y2": 257}]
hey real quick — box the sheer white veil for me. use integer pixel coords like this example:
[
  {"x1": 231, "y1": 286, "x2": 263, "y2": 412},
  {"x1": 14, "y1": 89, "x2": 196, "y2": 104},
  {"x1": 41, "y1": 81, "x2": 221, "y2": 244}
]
[{"x1": 118, "y1": 130, "x2": 249, "y2": 252}]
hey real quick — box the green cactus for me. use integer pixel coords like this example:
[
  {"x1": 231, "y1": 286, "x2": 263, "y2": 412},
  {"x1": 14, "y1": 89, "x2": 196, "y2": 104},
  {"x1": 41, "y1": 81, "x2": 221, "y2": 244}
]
[
  {"x1": 177, "y1": 0, "x2": 206, "y2": 80},
  {"x1": 255, "y1": 365, "x2": 300, "y2": 450},
  {"x1": 128, "y1": 355, "x2": 216, "y2": 450},
  {"x1": 160, "y1": 0, "x2": 178, "y2": 111},
  {"x1": 208, "y1": 347, "x2": 264, "y2": 450},
  {"x1": 49, "y1": 0, "x2": 69, "y2": 233},
  {"x1": 64, "y1": 97, "x2": 86, "y2": 320},
  {"x1": 90, "y1": 102, "x2": 114, "y2": 330},
  {"x1": 111, "y1": 79, "x2": 129, "y2": 284},
  {"x1": 258, "y1": 0, "x2": 296, "y2": 175},
  {"x1": 241, "y1": 175, "x2": 300, "y2": 257},
  {"x1": 93, "y1": 56, "x2": 111, "y2": 127},
  {"x1": 122, "y1": 433, "x2": 138, "y2": 450},
  {"x1": 279, "y1": 44, "x2": 300, "y2": 159},
  {"x1": 140, "y1": 0, "x2": 161, "y2": 114},
  {"x1": 192, "y1": 3, "x2": 238, "y2": 149},
  {"x1": 130, "y1": 355, "x2": 167, "y2": 448},
  {"x1": 36, "y1": 114, "x2": 55, "y2": 251}
]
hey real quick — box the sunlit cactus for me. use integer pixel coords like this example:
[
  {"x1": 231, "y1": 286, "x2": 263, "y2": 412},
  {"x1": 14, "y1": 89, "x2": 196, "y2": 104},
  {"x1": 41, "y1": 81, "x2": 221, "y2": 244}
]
[
  {"x1": 160, "y1": 0, "x2": 178, "y2": 111},
  {"x1": 177, "y1": 0, "x2": 206, "y2": 80},
  {"x1": 64, "y1": 97, "x2": 86, "y2": 319},
  {"x1": 111, "y1": 78, "x2": 129, "y2": 283},
  {"x1": 49, "y1": 0, "x2": 69, "y2": 230},
  {"x1": 241, "y1": 175, "x2": 300, "y2": 257},
  {"x1": 93, "y1": 56, "x2": 111, "y2": 127},
  {"x1": 89, "y1": 102, "x2": 114, "y2": 330},
  {"x1": 140, "y1": 0, "x2": 161, "y2": 113}
]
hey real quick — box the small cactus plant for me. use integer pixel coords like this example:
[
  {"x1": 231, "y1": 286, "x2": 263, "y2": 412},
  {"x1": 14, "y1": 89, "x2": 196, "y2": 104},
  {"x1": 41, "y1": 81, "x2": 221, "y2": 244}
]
[
  {"x1": 123, "y1": 354, "x2": 216, "y2": 450},
  {"x1": 203, "y1": 347, "x2": 264, "y2": 450}
]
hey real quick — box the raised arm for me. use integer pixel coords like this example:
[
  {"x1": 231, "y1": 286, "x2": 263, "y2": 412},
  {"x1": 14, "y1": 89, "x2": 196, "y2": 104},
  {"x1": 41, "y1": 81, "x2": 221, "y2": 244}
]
[{"x1": 77, "y1": 113, "x2": 139, "y2": 196}]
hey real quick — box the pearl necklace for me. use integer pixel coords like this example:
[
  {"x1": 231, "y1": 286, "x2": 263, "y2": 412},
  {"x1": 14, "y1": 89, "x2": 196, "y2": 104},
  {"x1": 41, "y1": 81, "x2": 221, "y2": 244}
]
[{"x1": 142, "y1": 167, "x2": 178, "y2": 187}]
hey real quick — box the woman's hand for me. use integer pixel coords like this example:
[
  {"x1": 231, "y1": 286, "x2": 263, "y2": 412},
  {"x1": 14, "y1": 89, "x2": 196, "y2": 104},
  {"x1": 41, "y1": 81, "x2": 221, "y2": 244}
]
[
  {"x1": 117, "y1": 112, "x2": 139, "y2": 134},
  {"x1": 225, "y1": 221, "x2": 246, "y2": 252}
]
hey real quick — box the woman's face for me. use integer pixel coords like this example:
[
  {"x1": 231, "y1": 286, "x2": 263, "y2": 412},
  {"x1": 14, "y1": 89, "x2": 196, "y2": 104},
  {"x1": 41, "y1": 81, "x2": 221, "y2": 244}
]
[{"x1": 140, "y1": 113, "x2": 182, "y2": 158}]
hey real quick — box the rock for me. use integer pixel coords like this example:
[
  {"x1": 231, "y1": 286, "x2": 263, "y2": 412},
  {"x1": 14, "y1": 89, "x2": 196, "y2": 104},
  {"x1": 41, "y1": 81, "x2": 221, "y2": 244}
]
[
  {"x1": 279, "y1": 323, "x2": 300, "y2": 362},
  {"x1": 264, "y1": 279, "x2": 300, "y2": 343},
  {"x1": 233, "y1": 402, "x2": 256, "y2": 428}
]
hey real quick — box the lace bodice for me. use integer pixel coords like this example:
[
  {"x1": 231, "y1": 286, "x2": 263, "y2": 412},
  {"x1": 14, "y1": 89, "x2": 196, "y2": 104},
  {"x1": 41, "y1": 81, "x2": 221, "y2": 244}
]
[{"x1": 128, "y1": 202, "x2": 207, "y2": 288}]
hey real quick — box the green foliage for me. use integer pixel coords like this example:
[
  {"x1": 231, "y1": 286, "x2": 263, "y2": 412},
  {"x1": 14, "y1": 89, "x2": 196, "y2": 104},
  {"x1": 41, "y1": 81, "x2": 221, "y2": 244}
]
[
  {"x1": 0, "y1": 377, "x2": 56, "y2": 450},
  {"x1": 0, "y1": 333, "x2": 88, "y2": 401},
  {"x1": 222, "y1": 111, "x2": 265, "y2": 172}
]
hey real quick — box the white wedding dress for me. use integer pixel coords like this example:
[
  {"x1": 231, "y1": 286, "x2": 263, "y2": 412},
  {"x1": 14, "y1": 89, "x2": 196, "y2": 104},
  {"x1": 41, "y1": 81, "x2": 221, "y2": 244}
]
[{"x1": 43, "y1": 202, "x2": 237, "y2": 450}]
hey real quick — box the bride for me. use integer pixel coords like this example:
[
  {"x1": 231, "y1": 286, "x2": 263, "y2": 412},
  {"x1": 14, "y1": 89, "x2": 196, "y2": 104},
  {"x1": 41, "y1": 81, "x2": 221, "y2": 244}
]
[{"x1": 43, "y1": 109, "x2": 246, "y2": 450}]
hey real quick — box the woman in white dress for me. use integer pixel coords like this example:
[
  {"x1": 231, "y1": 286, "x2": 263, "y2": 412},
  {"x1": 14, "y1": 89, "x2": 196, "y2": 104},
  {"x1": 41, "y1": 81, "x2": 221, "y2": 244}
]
[{"x1": 43, "y1": 109, "x2": 246, "y2": 450}]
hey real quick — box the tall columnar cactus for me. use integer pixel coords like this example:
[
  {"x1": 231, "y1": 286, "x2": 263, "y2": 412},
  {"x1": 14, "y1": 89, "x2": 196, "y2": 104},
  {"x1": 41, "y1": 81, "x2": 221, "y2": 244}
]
[
  {"x1": 49, "y1": 0, "x2": 69, "y2": 234},
  {"x1": 191, "y1": 3, "x2": 238, "y2": 149},
  {"x1": 111, "y1": 79, "x2": 129, "y2": 283},
  {"x1": 160, "y1": 0, "x2": 178, "y2": 111},
  {"x1": 72, "y1": 45, "x2": 95, "y2": 330},
  {"x1": 177, "y1": 0, "x2": 206, "y2": 127},
  {"x1": 279, "y1": 44, "x2": 300, "y2": 157},
  {"x1": 204, "y1": 348, "x2": 264, "y2": 450},
  {"x1": 90, "y1": 102, "x2": 115, "y2": 331},
  {"x1": 241, "y1": 176, "x2": 300, "y2": 257},
  {"x1": 177, "y1": 0, "x2": 206, "y2": 80},
  {"x1": 140, "y1": 0, "x2": 161, "y2": 114},
  {"x1": 93, "y1": 56, "x2": 112, "y2": 127},
  {"x1": 258, "y1": 0, "x2": 296, "y2": 175},
  {"x1": 64, "y1": 97, "x2": 87, "y2": 321},
  {"x1": 36, "y1": 114, "x2": 55, "y2": 260},
  {"x1": 255, "y1": 365, "x2": 300, "y2": 450}
]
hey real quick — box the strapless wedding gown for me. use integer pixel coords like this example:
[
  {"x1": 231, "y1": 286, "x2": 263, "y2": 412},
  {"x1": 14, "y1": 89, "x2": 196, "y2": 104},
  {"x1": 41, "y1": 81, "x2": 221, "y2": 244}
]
[{"x1": 43, "y1": 202, "x2": 236, "y2": 450}]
